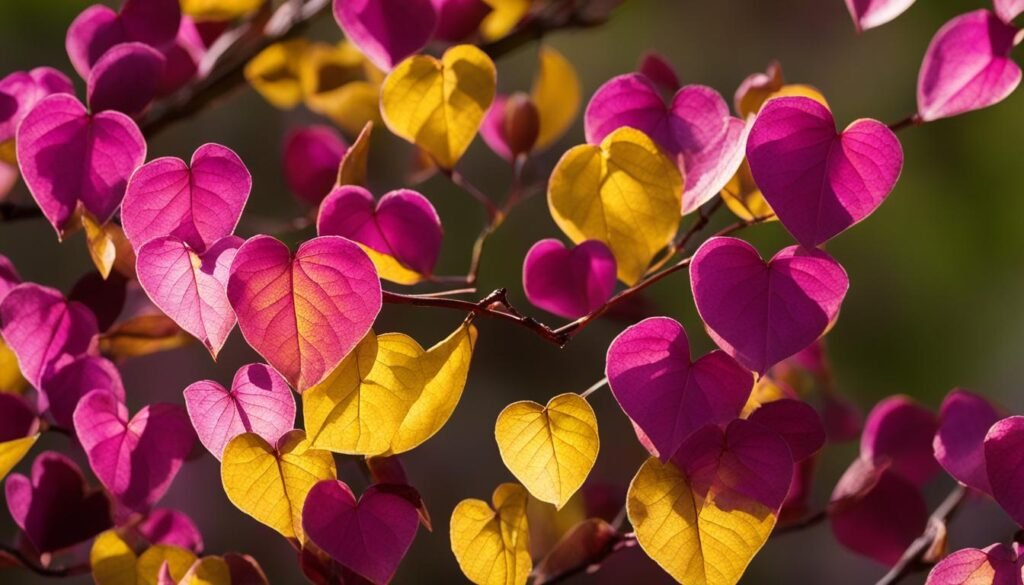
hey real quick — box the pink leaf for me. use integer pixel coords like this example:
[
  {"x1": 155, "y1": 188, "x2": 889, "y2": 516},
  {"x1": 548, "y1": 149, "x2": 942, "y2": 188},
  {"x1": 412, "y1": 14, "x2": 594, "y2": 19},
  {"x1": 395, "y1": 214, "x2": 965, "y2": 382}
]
[
  {"x1": 522, "y1": 239, "x2": 617, "y2": 320},
  {"x1": 283, "y1": 126, "x2": 347, "y2": 206},
  {"x1": 333, "y1": 0, "x2": 438, "y2": 71},
  {"x1": 984, "y1": 416, "x2": 1024, "y2": 526},
  {"x1": 844, "y1": 0, "x2": 916, "y2": 32},
  {"x1": 65, "y1": 0, "x2": 181, "y2": 79},
  {"x1": 87, "y1": 41, "x2": 165, "y2": 116},
  {"x1": 0, "y1": 67, "x2": 73, "y2": 143},
  {"x1": 933, "y1": 388, "x2": 1000, "y2": 493},
  {"x1": 861, "y1": 395, "x2": 940, "y2": 486}
]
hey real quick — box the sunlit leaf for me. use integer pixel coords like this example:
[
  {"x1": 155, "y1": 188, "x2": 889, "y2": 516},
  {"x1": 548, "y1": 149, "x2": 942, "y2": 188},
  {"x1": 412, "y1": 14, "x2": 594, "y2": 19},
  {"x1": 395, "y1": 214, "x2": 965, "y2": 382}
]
[
  {"x1": 450, "y1": 483, "x2": 531, "y2": 585},
  {"x1": 244, "y1": 39, "x2": 309, "y2": 109}
]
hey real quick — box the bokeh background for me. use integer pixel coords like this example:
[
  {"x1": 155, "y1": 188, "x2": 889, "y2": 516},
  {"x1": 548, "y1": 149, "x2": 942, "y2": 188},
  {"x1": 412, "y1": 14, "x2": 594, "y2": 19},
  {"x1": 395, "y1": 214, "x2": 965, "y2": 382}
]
[{"x1": 2, "y1": 0, "x2": 1023, "y2": 583}]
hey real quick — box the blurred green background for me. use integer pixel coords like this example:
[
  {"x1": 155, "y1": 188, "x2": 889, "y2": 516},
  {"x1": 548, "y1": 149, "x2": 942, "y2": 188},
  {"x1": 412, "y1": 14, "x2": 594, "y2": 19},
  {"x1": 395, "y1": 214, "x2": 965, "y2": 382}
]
[{"x1": 2, "y1": 0, "x2": 1023, "y2": 583}]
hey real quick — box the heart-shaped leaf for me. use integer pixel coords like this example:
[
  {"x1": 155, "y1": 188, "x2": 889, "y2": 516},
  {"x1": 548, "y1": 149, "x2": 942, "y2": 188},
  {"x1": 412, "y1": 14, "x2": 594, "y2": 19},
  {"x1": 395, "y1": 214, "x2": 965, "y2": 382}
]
[
  {"x1": 139, "y1": 508, "x2": 203, "y2": 553},
  {"x1": 333, "y1": 0, "x2": 438, "y2": 71},
  {"x1": 283, "y1": 125, "x2": 347, "y2": 206},
  {"x1": 380, "y1": 44, "x2": 496, "y2": 169},
  {"x1": 16, "y1": 94, "x2": 146, "y2": 237},
  {"x1": 159, "y1": 556, "x2": 231, "y2": 585},
  {"x1": 74, "y1": 390, "x2": 195, "y2": 512},
  {"x1": 303, "y1": 322, "x2": 477, "y2": 456},
  {"x1": 606, "y1": 317, "x2": 753, "y2": 460},
  {"x1": 317, "y1": 186, "x2": 443, "y2": 285},
  {"x1": 926, "y1": 544, "x2": 1022, "y2": 585},
  {"x1": 91, "y1": 529, "x2": 197, "y2": 585},
  {"x1": 585, "y1": 74, "x2": 747, "y2": 213},
  {"x1": 495, "y1": 393, "x2": 599, "y2": 509},
  {"x1": 5, "y1": 451, "x2": 112, "y2": 552},
  {"x1": 184, "y1": 363, "x2": 295, "y2": 461},
  {"x1": 39, "y1": 354, "x2": 125, "y2": 429},
  {"x1": 627, "y1": 419, "x2": 793, "y2": 585},
  {"x1": 933, "y1": 388, "x2": 1000, "y2": 493},
  {"x1": 522, "y1": 239, "x2": 616, "y2": 320},
  {"x1": 746, "y1": 399, "x2": 826, "y2": 462},
  {"x1": 450, "y1": 483, "x2": 531, "y2": 585},
  {"x1": 65, "y1": 0, "x2": 180, "y2": 79},
  {"x1": 244, "y1": 39, "x2": 309, "y2": 109},
  {"x1": 917, "y1": 10, "x2": 1022, "y2": 122},
  {"x1": 861, "y1": 395, "x2": 940, "y2": 486},
  {"x1": 87, "y1": 42, "x2": 165, "y2": 116},
  {"x1": 0, "y1": 283, "x2": 98, "y2": 389},
  {"x1": 123, "y1": 143, "x2": 251, "y2": 253},
  {"x1": 227, "y1": 235, "x2": 382, "y2": 392},
  {"x1": 137, "y1": 235, "x2": 242, "y2": 358},
  {"x1": 298, "y1": 41, "x2": 383, "y2": 138},
  {"x1": 548, "y1": 127, "x2": 682, "y2": 285},
  {"x1": 0, "y1": 67, "x2": 73, "y2": 146},
  {"x1": 984, "y1": 416, "x2": 1024, "y2": 527},
  {"x1": 221, "y1": 430, "x2": 336, "y2": 543},
  {"x1": 844, "y1": 0, "x2": 916, "y2": 32},
  {"x1": 690, "y1": 237, "x2": 849, "y2": 374},
  {"x1": 995, "y1": 0, "x2": 1024, "y2": 23},
  {"x1": 746, "y1": 96, "x2": 903, "y2": 247},
  {"x1": 302, "y1": 480, "x2": 420, "y2": 584}
]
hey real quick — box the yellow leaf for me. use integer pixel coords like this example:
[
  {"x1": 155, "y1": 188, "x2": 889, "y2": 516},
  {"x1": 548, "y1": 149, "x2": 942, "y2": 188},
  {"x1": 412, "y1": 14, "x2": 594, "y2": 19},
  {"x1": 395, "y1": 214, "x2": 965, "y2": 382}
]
[
  {"x1": 336, "y1": 121, "x2": 373, "y2": 188},
  {"x1": 221, "y1": 430, "x2": 336, "y2": 543},
  {"x1": 531, "y1": 46, "x2": 580, "y2": 150},
  {"x1": 304, "y1": 323, "x2": 477, "y2": 456},
  {"x1": 548, "y1": 127, "x2": 683, "y2": 284},
  {"x1": 359, "y1": 245, "x2": 424, "y2": 285},
  {"x1": 245, "y1": 39, "x2": 310, "y2": 109},
  {"x1": 495, "y1": 393, "x2": 598, "y2": 509},
  {"x1": 179, "y1": 556, "x2": 231, "y2": 585},
  {"x1": 91, "y1": 530, "x2": 197, "y2": 585},
  {"x1": 100, "y1": 315, "x2": 193, "y2": 359},
  {"x1": 0, "y1": 434, "x2": 36, "y2": 481},
  {"x1": 720, "y1": 160, "x2": 776, "y2": 223},
  {"x1": 380, "y1": 45, "x2": 496, "y2": 169},
  {"x1": 740, "y1": 376, "x2": 790, "y2": 418},
  {"x1": 300, "y1": 41, "x2": 382, "y2": 136},
  {"x1": 82, "y1": 212, "x2": 135, "y2": 279},
  {"x1": 480, "y1": 0, "x2": 531, "y2": 41},
  {"x1": 0, "y1": 339, "x2": 28, "y2": 394},
  {"x1": 450, "y1": 483, "x2": 532, "y2": 585},
  {"x1": 180, "y1": 0, "x2": 262, "y2": 21},
  {"x1": 627, "y1": 458, "x2": 777, "y2": 585},
  {"x1": 0, "y1": 140, "x2": 15, "y2": 165}
]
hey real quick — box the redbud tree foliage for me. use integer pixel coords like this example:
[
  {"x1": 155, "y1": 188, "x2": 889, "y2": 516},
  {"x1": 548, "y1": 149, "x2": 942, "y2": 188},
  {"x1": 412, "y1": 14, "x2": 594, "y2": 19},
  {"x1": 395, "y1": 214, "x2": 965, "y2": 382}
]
[{"x1": 0, "y1": 0, "x2": 1022, "y2": 583}]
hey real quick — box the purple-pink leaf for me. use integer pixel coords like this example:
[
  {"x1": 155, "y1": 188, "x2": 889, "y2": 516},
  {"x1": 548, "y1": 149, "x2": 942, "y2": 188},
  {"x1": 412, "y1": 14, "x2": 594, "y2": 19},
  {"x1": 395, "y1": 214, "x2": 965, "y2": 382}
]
[
  {"x1": 690, "y1": 237, "x2": 849, "y2": 375},
  {"x1": 16, "y1": 94, "x2": 146, "y2": 236},
  {"x1": 746, "y1": 96, "x2": 903, "y2": 247},
  {"x1": 933, "y1": 388, "x2": 1000, "y2": 493},
  {"x1": 844, "y1": 0, "x2": 916, "y2": 32},
  {"x1": 0, "y1": 393, "x2": 37, "y2": 442},
  {"x1": 747, "y1": 399, "x2": 826, "y2": 462},
  {"x1": 522, "y1": 239, "x2": 616, "y2": 319},
  {"x1": 138, "y1": 508, "x2": 203, "y2": 553},
  {"x1": 39, "y1": 354, "x2": 125, "y2": 429},
  {"x1": 606, "y1": 317, "x2": 753, "y2": 462},
  {"x1": 984, "y1": 416, "x2": 1024, "y2": 526},
  {"x1": 227, "y1": 235, "x2": 382, "y2": 392},
  {"x1": 0, "y1": 68, "x2": 74, "y2": 143},
  {"x1": 87, "y1": 41, "x2": 165, "y2": 116},
  {"x1": 480, "y1": 94, "x2": 513, "y2": 161},
  {"x1": 917, "y1": 10, "x2": 1022, "y2": 122},
  {"x1": 73, "y1": 390, "x2": 195, "y2": 512},
  {"x1": 995, "y1": 0, "x2": 1024, "y2": 24},
  {"x1": 584, "y1": 74, "x2": 747, "y2": 213},
  {"x1": 136, "y1": 235, "x2": 242, "y2": 358},
  {"x1": 5, "y1": 451, "x2": 112, "y2": 553},
  {"x1": 317, "y1": 186, "x2": 443, "y2": 277},
  {"x1": 183, "y1": 363, "x2": 296, "y2": 461},
  {"x1": 0, "y1": 283, "x2": 98, "y2": 389},
  {"x1": 158, "y1": 16, "x2": 207, "y2": 97},
  {"x1": 636, "y1": 51, "x2": 680, "y2": 96},
  {"x1": 303, "y1": 479, "x2": 420, "y2": 585},
  {"x1": 861, "y1": 395, "x2": 940, "y2": 486},
  {"x1": 283, "y1": 126, "x2": 347, "y2": 206},
  {"x1": 925, "y1": 543, "x2": 1023, "y2": 585},
  {"x1": 122, "y1": 143, "x2": 251, "y2": 253},
  {"x1": 65, "y1": 0, "x2": 181, "y2": 79},
  {"x1": 432, "y1": 0, "x2": 490, "y2": 42},
  {"x1": 0, "y1": 254, "x2": 21, "y2": 302},
  {"x1": 333, "y1": 0, "x2": 438, "y2": 71}
]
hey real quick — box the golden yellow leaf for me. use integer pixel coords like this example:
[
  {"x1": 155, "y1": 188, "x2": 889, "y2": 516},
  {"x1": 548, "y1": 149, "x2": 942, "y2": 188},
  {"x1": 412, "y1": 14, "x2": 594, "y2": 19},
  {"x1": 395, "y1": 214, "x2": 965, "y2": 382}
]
[
  {"x1": 0, "y1": 339, "x2": 28, "y2": 394},
  {"x1": 91, "y1": 530, "x2": 197, "y2": 585},
  {"x1": 450, "y1": 483, "x2": 532, "y2": 585},
  {"x1": 0, "y1": 140, "x2": 15, "y2": 165},
  {"x1": 0, "y1": 434, "x2": 36, "y2": 481},
  {"x1": 300, "y1": 41, "x2": 382, "y2": 136},
  {"x1": 495, "y1": 393, "x2": 599, "y2": 509},
  {"x1": 380, "y1": 45, "x2": 496, "y2": 169},
  {"x1": 220, "y1": 430, "x2": 336, "y2": 543},
  {"x1": 548, "y1": 127, "x2": 683, "y2": 284},
  {"x1": 720, "y1": 160, "x2": 776, "y2": 223},
  {"x1": 82, "y1": 212, "x2": 135, "y2": 279},
  {"x1": 359, "y1": 245, "x2": 425, "y2": 285},
  {"x1": 99, "y1": 315, "x2": 193, "y2": 359},
  {"x1": 304, "y1": 323, "x2": 477, "y2": 455},
  {"x1": 179, "y1": 556, "x2": 231, "y2": 585},
  {"x1": 531, "y1": 46, "x2": 580, "y2": 150},
  {"x1": 480, "y1": 0, "x2": 531, "y2": 41},
  {"x1": 245, "y1": 39, "x2": 310, "y2": 109},
  {"x1": 336, "y1": 121, "x2": 373, "y2": 188},
  {"x1": 180, "y1": 0, "x2": 261, "y2": 21}
]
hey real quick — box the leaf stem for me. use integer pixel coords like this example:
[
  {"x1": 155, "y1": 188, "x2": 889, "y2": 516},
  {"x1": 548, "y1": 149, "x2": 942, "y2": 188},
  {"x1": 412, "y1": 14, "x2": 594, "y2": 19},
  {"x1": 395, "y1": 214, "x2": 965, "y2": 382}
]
[
  {"x1": 578, "y1": 377, "x2": 608, "y2": 399},
  {"x1": 875, "y1": 484, "x2": 968, "y2": 585}
]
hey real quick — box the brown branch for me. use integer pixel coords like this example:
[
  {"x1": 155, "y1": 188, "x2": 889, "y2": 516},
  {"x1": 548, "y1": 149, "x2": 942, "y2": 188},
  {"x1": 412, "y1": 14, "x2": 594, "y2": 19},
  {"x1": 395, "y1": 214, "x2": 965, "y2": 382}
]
[
  {"x1": 0, "y1": 544, "x2": 90, "y2": 578},
  {"x1": 888, "y1": 114, "x2": 923, "y2": 133},
  {"x1": 875, "y1": 484, "x2": 968, "y2": 585}
]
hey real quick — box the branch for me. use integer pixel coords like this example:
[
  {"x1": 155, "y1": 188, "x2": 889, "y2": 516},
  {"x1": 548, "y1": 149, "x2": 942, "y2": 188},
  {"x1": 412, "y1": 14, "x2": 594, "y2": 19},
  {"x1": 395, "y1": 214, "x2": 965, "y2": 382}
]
[
  {"x1": 875, "y1": 484, "x2": 968, "y2": 585},
  {"x1": 0, "y1": 544, "x2": 90, "y2": 578},
  {"x1": 888, "y1": 114, "x2": 923, "y2": 133}
]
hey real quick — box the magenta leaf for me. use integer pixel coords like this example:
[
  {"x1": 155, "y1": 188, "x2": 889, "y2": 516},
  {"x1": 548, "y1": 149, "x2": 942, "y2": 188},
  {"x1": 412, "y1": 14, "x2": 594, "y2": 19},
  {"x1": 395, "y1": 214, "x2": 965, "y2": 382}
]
[
  {"x1": 0, "y1": 393, "x2": 37, "y2": 442},
  {"x1": 158, "y1": 16, "x2": 206, "y2": 97},
  {"x1": 283, "y1": 126, "x2": 347, "y2": 206},
  {"x1": 73, "y1": 389, "x2": 195, "y2": 512},
  {"x1": 87, "y1": 41, "x2": 165, "y2": 116},
  {"x1": 861, "y1": 395, "x2": 939, "y2": 486},
  {"x1": 0, "y1": 253, "x2": 21, "y2": 302},
  {"x1": 918, "y1": 10, "x2": 1022, "y2": 122},
  {"x1": 690, "y1": 237, "x2": 849, "y2": 375},
  {"x1": 69, "y1": 272, "x2": 128, "y2": 332},
  {"x1": 746, "y1": 96, "x2": 903, "y2": 247},
  {"x1": 0, "y1": 68, "x2": 73, "y2": 143},
  {"x1": 747, "y1": 399, "x2": 826, "y2": 462},
  {"x1": 844, "y1": 0, "x2": 916, "y2": 32},
  {"x1": 0, "y1": 283, "x2": 98, "y2": 389},
  {"x1": 302, "y1": 479, "x2": 420, "y2": 585},
  {"x1": 65, "y1": 0, "x2": 181, "y2": 79},
  {"x1": 138, "y1": 508, "x2": 204, "y2": 553},
  {"x1": 933, "y1": 388, "x2": 1000, "y2": 493},
  {"x1": 995, "y1": 0, "x2": 1024, "y2": 24},
  {"x1": 606, "y1": 317, "x2": 753, "y2": 462},
  {"x1": 332, "y1": 0, "x2": 438, "y2": 71},
  {"x1": 183, "y1": 363, "x2": 296, "y2": 461},
  {"x1": 5, "y1": 451, "x2": 112, "y2": 553},
  {"x1": 480, "y1": 94, "x2": 513, "y2": 161},
  {"x1": 925, "y1": 544, "x2": 1023, "y2": 585},
  {"x1": 16, "y1": 94, "x2": 146, "y2": 237},
  {"x1": 636, "y1": 51, "x2": 680, "y2": 96},
  {"x1": 317, "y1": 186, "x2": 443, "y2": 277},
  {"x1": 123, "y1": 143, "x2": 251, "y2": 253},
  {"x1": 522, "y1": 239, "x2": 617, "y2": 319},
  {"x1": 432, "y1": 0, "x2": 491, "y2": 42},
  {"x1": 227, "y1": 235, "x2": 382, "y2": 392},
  {"x1": 136, "y1": 235, "x2": 241, "y2": 358},
  {"x1": 39, "y1": 354, "x2": 125, "y2": 429},
  {"x1": 584, "y1": 74, "x2": 747, "y2": 213},
  {"x1": 984, "y1": 416, "x2": 1024, "y2": 526}
]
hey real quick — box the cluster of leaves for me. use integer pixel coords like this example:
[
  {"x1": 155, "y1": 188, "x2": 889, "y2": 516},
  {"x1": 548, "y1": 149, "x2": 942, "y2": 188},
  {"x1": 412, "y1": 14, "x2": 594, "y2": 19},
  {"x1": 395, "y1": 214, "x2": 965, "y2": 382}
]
[{"x1": 0, "y1": 0, "x2": 1022, "y2": 584}]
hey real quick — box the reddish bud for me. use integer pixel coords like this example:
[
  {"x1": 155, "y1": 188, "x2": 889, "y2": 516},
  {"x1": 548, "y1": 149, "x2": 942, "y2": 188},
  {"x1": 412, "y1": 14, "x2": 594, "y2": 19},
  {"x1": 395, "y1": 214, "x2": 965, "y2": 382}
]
[{"x1": 503, "y1": 92, "x2": 540, "y2": 158}]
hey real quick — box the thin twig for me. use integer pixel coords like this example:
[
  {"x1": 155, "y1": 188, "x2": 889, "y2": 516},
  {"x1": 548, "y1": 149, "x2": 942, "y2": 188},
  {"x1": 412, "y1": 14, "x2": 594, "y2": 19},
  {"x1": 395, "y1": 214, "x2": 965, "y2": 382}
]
[
  {"x1": 578, "y1": 377, "x2": 608, "y2": 399},
  {"x1": 888, "y1": 114, "x2": 923, "y2": 133},
  {"x1": 0, "y1": 544, "x2": 90, "y2": 577},
  {"x1": 875, "y1": 484, "x2": 969, "y2": 585}
]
